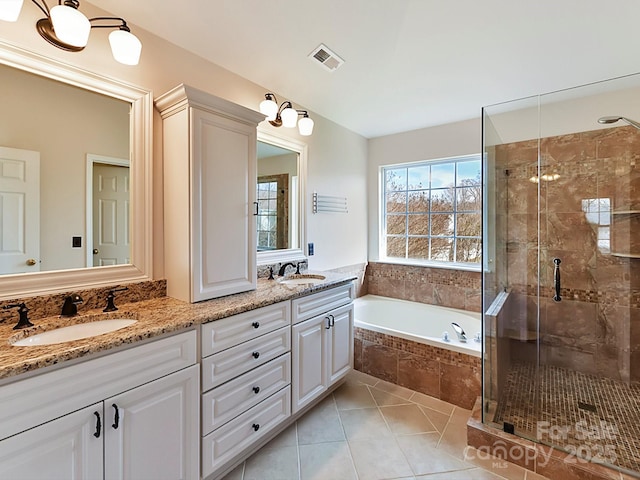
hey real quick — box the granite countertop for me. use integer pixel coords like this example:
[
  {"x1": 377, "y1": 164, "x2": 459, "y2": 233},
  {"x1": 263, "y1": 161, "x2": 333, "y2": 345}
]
[{"x1": 0, "y1": 272, "x2": 355, "y2": 382}]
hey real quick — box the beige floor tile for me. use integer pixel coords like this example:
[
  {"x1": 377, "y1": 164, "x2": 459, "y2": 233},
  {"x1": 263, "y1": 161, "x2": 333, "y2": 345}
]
[
  {"x1": 348, "y1": 436, "x2": 414, "y2": 480},
  {"x1": 267, "y1": 423, "x2": 298, "y2": 448},
  {"x1": 418, "y1": 405, "x2": 452, "y2": 433},
  {"x1": 464, "y1": 446, "x2": 527, "y2": 480},
  {"x1": 333, "y1": 382, "x2": 377, "y2": 410},
  {"x1": 396, "y1": 433, "x2": 472, "y2": 475},
  {"x1": 243, "y1": 445, "x2": 299, "y2": 480},
  {"x1": 339, "y1": 407, "x2": 392, "y2": 441},
  {"x1": 410, "y1": 391, "x2": 456, "y2": 415},
  {"x1": 298, "y1": 441, "x2": 357, "y2": 480},
  {"x1": 415, "y1": 468, "x2": 506, "y2": 479},
  {"x1": 524, "y1": 471, "x2": 551, "y2": 480},
  {"x1": 370, "y1": 387, "x2": 413, "y2": 407},
  {"x1": 346, "y1": 369, "x2": 380, "y2": 387},
  {"x1": 220, "y1": 462, "x2": 244, "y2": 480},
  {"x1": 371, "y1": 378, "x2": 415, "y2": 400},
  {"x1": 297, "y1": 395, "x2": 345, "y2": 445},
  {"x1": 437, "y1": 411, "x2": 470, "y2": 460},
  {"x1": 380, "y1": 404, "x2": 438, "y2": 435}
]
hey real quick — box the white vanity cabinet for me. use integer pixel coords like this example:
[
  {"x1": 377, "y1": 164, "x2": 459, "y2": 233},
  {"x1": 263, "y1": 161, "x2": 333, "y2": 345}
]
[
  {"x1": 200, "y1": 302, "x2": 292, "y2": 479},
  {"x1": 291, "y1": 283, "x2": 354, "y2": 412},
  {"x1": 156, "y1": 84, "x2": 265, "y2": 303},
  {"x1": 0, "y1": 331, "x2": 199, "y2": 480}
]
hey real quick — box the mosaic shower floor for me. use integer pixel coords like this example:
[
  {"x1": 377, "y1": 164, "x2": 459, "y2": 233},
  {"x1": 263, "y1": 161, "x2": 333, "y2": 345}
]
[{"x1": 492, "y1": 362, "x2": 640, "y2": 474}]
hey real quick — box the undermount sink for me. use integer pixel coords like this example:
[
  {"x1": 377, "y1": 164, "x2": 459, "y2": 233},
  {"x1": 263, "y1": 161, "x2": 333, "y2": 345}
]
[
  {"x1": 11, "y1": 319, "x2": 138, "y2": 347},
  {"x1": 278, "y1": 274, "x2": 326, "y2": 286}
]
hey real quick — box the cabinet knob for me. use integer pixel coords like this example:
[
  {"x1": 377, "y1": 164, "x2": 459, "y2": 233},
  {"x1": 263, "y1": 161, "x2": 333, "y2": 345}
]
[
  {"x1": 252, "y1": 423, "x2": 260, "y2": 432},
  {"x1": 252, "y1": 321, "x2": 260, "y2": 329},
  {"x1": 252, "y1": 386, "x2": 260, "y2": 394},
  {"x1": 26, "y1": 258, "x2": 36, "y2": 266},
  {"x1": 252, "y1": 351, "x2": 260, "y2": 359}
]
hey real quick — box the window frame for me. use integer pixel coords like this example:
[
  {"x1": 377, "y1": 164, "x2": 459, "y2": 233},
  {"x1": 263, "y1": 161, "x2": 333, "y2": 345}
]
[{"x1": 379, "y1": 154, "x2": 482, "y2": 270}]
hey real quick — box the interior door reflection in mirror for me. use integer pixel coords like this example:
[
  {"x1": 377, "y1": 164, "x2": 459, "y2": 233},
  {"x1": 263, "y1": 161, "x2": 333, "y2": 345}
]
[
  {"x1": 257, "y1": 141, "x2": 299, "y2": 252},
  {"x1": 0, "y1": 63, "x2": 130, "y2": 275}
]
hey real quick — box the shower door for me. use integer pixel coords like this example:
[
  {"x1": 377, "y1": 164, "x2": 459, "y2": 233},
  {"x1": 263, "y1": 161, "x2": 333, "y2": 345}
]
[{"x1": 483, "y1": 73, "x2": 640, "y2": 477}]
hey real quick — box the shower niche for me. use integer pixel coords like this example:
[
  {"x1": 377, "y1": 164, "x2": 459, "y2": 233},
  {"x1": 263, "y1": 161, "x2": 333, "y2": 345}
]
[{"x1": 482, "y1": 73, "x2": 640, "y2": 478}]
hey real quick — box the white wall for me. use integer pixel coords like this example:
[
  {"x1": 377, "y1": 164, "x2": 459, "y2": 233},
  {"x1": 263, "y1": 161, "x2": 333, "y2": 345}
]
[
  {"x1": 0, "y1": 3, "x2": 368, "y2": 276},
  {"x1": 367, "y1": 118, "x2": 481, "y2": 261}
]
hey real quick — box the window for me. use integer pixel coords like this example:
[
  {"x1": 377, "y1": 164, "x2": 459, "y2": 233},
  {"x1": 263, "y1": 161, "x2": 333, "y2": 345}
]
[{"x1": 381, "y1": 155, "x2": 481, "y2": 266}]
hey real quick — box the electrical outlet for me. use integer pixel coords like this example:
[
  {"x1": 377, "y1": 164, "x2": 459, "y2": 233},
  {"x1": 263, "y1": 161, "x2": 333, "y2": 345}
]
[
  {"x1": 72, "y1": 236, "x2": 82, "y2": 248},
  {"x1": 308, "y1": 242, "x2": 314, "y2": 256}
]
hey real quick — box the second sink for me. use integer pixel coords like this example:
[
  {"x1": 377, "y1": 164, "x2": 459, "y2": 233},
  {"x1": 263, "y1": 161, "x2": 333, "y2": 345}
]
[{"x1": 11, "y1": 319, "x2": 138, "y2": 347}]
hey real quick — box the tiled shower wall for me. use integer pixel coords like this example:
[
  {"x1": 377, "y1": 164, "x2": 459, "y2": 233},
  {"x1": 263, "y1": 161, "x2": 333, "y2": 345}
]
[
  {"x1": 495, "y1": 125, "x2": 640, "y2": 382},
  {"x1": 364, "y1": 262, "x2": 481, "y2": 312}
]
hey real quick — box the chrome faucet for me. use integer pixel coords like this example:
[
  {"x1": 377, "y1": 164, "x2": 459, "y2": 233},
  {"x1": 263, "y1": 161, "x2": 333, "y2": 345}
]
[
  {"x1": 61, "y1": 294, "x2": 83, "y2": 317},
  {"x1": 278, "y1": 262, "x2": 296, "y2": 277},
  {"x1": 451, "y1": 322, "x2": 467, "y2": 342}
]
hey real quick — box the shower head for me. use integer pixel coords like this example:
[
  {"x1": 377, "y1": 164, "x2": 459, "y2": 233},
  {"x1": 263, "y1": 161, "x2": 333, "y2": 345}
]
[{"x1": 597, "y1": 116, "x2": 640, "y2": 130}]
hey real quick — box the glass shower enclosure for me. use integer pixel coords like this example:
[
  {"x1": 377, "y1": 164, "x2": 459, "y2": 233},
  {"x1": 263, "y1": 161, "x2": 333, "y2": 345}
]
[{"x1": 483, "y1": 73, "x2": 640, "y2": 477}]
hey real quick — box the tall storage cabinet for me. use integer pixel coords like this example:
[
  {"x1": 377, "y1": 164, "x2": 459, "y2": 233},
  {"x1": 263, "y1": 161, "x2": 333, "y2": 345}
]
[{"x1": 156, "y1": 85, "x2": 264, "y2": 302}]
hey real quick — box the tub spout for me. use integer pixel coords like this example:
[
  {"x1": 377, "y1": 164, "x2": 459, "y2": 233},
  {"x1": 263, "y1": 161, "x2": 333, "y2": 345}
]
[{"x1": 451, "y1": 322, "x2": 467, "y2": 342}]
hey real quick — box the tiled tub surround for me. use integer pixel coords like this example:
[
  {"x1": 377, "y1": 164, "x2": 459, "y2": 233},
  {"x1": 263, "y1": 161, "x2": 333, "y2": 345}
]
[
  {"x1": 354, "y1": 325, "x2": 481, "y2": 410},
  {"x1": 0, "y1": 272, "x2": 355, "y2": 381},
  {"x1": 357, "y1": 263, "x2": 482, "y2": 409},
  {"x1": 364, "y1": 262, "x2": 482, "y2": 313},
  {"x1": 494, "y1": 125, "x2": 640, "y2": 382}
]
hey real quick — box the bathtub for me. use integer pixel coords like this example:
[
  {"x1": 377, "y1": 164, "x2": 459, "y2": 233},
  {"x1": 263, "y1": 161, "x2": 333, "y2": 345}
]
[{"x1": 353, "y1": 294, "x2": 482, "y2": 357}]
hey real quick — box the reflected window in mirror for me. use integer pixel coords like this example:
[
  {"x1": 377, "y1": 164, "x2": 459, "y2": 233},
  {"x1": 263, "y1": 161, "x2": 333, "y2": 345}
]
[{"x1": 256, "y1": 132, "x2": 306, "y2": 265}]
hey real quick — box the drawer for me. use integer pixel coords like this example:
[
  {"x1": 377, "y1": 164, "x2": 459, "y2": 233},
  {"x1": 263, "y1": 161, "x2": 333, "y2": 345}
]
[
  {"x1": 291, "y1": 282, "x2": 354, "y2": 324},
  {"x1": 201, "y1": 301, "x2": 291, "y2": 357},
  {"x1": 202, "y1": 327, "x2": 290, "y2": 391},
  {"x1": 202, "y1": 386, "x2": 291, "y2": 478},
  {"x1": 202, "y1": 353, "x2": 291, "y2": 435}
]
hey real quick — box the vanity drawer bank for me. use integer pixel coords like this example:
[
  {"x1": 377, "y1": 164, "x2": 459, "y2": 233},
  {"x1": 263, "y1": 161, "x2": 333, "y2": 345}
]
[
  {"x1": 0, "y1": 273, "x2": 354, "y2": 480},
  {"x1": 156, "y1": 84, "x2": 265, "y2": 303}
]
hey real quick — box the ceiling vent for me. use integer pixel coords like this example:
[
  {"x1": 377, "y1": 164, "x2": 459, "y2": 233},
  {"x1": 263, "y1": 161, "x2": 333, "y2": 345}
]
[{"x1": 308, "y1": 44, "x2": 344, "y2": 72}]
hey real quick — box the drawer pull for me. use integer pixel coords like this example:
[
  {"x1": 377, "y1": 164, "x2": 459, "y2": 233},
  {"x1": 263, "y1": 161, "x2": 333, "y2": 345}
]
[
  {"x1": 93, "y1": 412, "x2": 101, "y2": 438},
  {"x1": 252, "y1": 321, "x2": 260, "y2": 329},
  {"x1": 252, "y1": 386, "x2": 260, "y2": 394},
  {"x1": 252, "y1": 423, "x2": 260, "y2": 432},
  {"x1": 325, "y1": 316, "x2": 331, "y2": 329},
  {"x1": 252, "y1": 351, "x2": 260, "y2": 359}
]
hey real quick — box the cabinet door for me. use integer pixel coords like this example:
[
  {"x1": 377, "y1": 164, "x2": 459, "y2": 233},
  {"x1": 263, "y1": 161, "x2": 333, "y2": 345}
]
[
  {"x1": 104, "y1": 365, "x2": 199, "y2": 480},
  {"x1": 191, "y1": 108, "x2": 257, "y2": 301},
  {"x1": 327, "y1": 303, "x2": 354, "y2": 385},
  {"x1": 0, "y1": 403, "x2": 103, "y2": 480},
  {"x1": 292, "y1": 314, "x2": 329, "y2": 412}
]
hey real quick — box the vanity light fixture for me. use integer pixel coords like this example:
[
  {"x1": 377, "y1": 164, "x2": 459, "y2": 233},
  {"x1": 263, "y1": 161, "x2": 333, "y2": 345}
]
[
  {"x1": 0, "y1": 0, "x2": 142, "y2": 65},
  {"x1": 259, "y1": 93, "x2": 314, "y2": 136}
]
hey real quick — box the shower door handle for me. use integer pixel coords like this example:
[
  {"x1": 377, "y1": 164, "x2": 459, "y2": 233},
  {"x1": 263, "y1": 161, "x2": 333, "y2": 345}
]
[{"x1": 553, "y1": 258, "x2": 561, "y2": 302}]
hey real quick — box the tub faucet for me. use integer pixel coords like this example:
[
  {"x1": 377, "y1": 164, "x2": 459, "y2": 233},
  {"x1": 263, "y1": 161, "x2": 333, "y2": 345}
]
[
  {"x1": 451, "y1": 322, "x2": 467, "y2": 342},
  {"x1": 61, "y1": 294, "x2": 83, "y2": 317}
]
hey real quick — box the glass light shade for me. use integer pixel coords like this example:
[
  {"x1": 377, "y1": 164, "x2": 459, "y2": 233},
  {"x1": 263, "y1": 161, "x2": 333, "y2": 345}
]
[
  {"x1": 50, "y1": 4, "x2": 91, "y2": 47},
  {"x1": 0, "y1": 0, "x2": 23, "y2": 22},
  {"x1": 280, "y1": 107, "x2": 298, "y2": 128},
  {"x1": 109, "y1": 29, "x2": 142, "y2": 65},
  {"x1": 259, "y1": 98, "x2": 278, "y2": 121},
  {"x1": 298, "y1": 116, "x2": 314, "y2": 136}
]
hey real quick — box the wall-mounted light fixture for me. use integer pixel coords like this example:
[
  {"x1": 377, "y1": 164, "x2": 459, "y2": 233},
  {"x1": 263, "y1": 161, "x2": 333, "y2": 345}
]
[
  {"x1": 0, "y1": 0, "x2": 142, "y2": 65},
  {"x1": 259, "y1": 93, "x2": 314, "y2": 136}
]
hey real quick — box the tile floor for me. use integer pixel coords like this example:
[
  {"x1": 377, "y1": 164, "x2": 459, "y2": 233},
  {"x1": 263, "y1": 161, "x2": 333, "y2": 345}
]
[{"x1": 222, "y1": 370, "x2": 550, "y2": 480}]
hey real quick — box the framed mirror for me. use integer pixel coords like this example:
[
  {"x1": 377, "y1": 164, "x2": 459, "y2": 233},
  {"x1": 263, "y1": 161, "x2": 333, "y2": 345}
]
[
  {"x1": 256, "y1": 130, "x2": 307, "y2": 265},
  {"x1": 0, "y1": 40, "x2": 153, "y2": 300}
]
